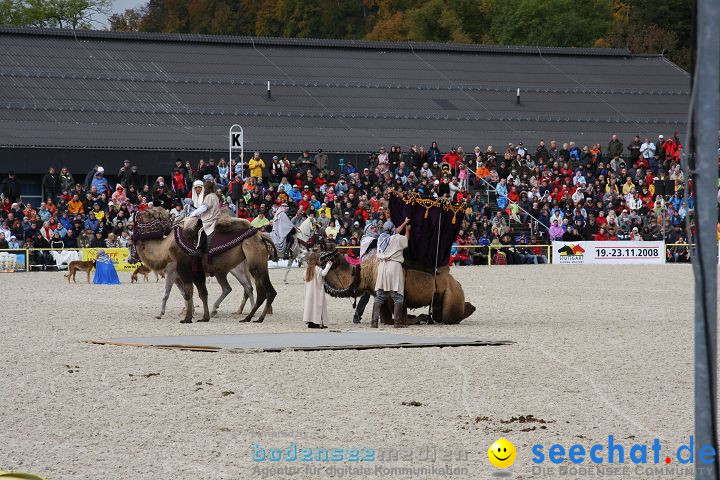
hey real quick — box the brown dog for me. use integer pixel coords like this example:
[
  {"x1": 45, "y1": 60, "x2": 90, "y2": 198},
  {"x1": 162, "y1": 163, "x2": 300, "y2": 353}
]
[
  {"x1": 65, "y1": 260, "x2": 96, "y2": 283},
  {"x1": 131, "y1": 264, "x2": 161, "y2": 283}
]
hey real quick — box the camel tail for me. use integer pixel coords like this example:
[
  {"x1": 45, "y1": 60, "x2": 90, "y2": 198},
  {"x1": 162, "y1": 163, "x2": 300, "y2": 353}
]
[{"x1": 261, "y1": 234, "x2": 278, "y2": 262}]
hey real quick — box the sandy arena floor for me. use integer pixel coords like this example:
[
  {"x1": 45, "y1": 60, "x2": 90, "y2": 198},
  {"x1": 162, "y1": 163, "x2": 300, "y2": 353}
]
[{"x1": 0, "y1": 265, "x2": 697, "y2": 479}]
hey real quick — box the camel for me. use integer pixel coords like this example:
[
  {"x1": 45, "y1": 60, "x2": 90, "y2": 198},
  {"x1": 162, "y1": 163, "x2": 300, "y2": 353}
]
[
  {"x1": 321, "y1": 249, "x2": 476, "y2": 325},
  {"x1": 155, "y1": 260, "x2": 256, "y2": 320},
  {"x1": 130, "y1": 208, "x2": 277, "y2": 323},
  {"x1": 141, "y1": 213, "x2": 257, "y2": 319}
]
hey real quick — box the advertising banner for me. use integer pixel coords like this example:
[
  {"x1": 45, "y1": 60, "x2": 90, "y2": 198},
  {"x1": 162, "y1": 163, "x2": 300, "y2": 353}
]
[
  {"x1": 552, "y1": 241, "x2": 665, "y2": 265},
  {"x1": 82, "y1": 248, "x2": 140, "y2": 271},
  {"x1": 0, "y1": 251, "x2": 27, "y2": 272}
]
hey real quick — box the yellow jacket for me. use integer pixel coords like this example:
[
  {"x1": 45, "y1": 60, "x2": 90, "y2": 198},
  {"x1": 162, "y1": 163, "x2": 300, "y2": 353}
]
[{"x1": 249, "y1": 159, "x2": 265, "y2": 178}]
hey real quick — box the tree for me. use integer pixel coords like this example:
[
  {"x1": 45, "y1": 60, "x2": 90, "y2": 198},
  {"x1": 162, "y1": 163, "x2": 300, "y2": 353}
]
[
  {"x1": 489, "y1": 0, "x2": 613, "y2": 48},
  {"x1": 108, "y1": 7, "x2": 144, "y2": 32},
  {"x1": 0, "y1": 0, "x2": 111, "y2": 29},
  {"x1": 278, "y1": 0, "x2": 323, "y2": 38},
  {"x1": 99, "y1": 0, "x2": 691, "y2": 71}
]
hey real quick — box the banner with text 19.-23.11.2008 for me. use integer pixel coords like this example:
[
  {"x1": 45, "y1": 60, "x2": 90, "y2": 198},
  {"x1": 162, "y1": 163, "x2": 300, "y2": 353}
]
[{"x1": 552, "y1": 241, "x2": 665, "y2": 265}]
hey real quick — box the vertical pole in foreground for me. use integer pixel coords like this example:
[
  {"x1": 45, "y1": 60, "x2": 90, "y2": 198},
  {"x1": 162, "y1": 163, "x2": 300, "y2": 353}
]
[{"x1": 694, "y1": 1, "x2": 719, "y2": 477}]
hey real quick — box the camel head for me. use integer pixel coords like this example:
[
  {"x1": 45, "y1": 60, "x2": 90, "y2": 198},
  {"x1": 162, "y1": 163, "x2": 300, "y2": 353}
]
[
  {"x1": 320, "y1": 246, "x2": 359, "y2": 298},
  {"x1": 128, "y1": 207, "x2": 173, "y2": 264}
]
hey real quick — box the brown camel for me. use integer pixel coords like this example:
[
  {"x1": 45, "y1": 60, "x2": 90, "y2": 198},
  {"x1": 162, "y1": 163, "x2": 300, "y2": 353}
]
[
  {"x1": 131, "y1": 208, "x2": 277, "y2": 323},
  {"x1": 322, "y1": 250, "x2": 475, "y2": 325}
]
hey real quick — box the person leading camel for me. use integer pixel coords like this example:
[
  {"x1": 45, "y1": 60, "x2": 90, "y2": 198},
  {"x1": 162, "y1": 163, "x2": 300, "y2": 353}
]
[
  {"x1": 303, "y1": 252, "x2": 333, "y2": 329},
  {"x1": 188, "y1": 176, "x2": 220, "y2": 255},
  {"x1": 353, "y1": 221, "x2": 380, "y2": 324},
  {"x1": 372, "y1": 218, "x2": 410, "y2": 328}
]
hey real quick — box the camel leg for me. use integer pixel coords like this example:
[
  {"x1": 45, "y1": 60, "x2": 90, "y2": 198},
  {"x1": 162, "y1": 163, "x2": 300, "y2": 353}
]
[
  {"x1": 211, "y1": 272, "x2": 232, "y2": 317},
  {"x1": 156, "y1": 273, "x2": 178, "y2": 319},
  {"x1": 252, "y1": 270, "x2": 277, "y2": 323},
  {"x1": 230, "y1": 263, "x2": 255, "y2": 314},
  {"x1": 157, "y1": 262, "x2": 178, "y2": 319},
  {"x1": 440, "y1": 278, "x2": 471, "y2": 324},
  {"x1": 238, "y1": 292, "x2": 249, "y2": 315},
  {"x1": 195, "y1": 270, "x2": 210, "y2": 322},
  {"x1": 180, "y1": 282, "x2": 194, "y2": 324},
  {"x1": 242, "y1": 266, "x2": 272, "y2": 323},
  {"x1": 283, "y1": 251, "x2": 293, "y2": 284}
]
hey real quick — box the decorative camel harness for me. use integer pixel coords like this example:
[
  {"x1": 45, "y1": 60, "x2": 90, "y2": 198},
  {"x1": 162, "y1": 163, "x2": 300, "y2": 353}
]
[
  {"x1": 319, "y1": 250, "x2": 361, "y2": 306},
  {"x1": 129, "y1": 216, "x2": 172, "y2": 262}
]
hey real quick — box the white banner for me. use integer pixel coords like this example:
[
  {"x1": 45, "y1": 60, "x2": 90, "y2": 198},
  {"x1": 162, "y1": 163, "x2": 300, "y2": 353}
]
[{"x1": 552, "y1": 241, "x2": 665, "y2": 265}]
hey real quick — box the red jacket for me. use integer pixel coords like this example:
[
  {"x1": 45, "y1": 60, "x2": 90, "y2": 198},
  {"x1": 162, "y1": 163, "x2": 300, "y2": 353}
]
[
  {"x1": 354, "y1": 208, "x2": 369, "y2": 221},
  {"x1": 172, "y1": 172, "x2": 185, "y2": 191},
  {"x1": 442, "y1": 152, "x2": 461, "y2": 168}
]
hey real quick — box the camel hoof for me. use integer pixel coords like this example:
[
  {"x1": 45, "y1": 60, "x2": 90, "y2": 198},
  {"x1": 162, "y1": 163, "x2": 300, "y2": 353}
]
[
  {"x1": 211, "y1": 310, "x2": 218, "y2": 317},
  {"x1": 198, "y1": 317, "x2": 210, "y2": 322},
  {"x1": 253, "y1": 319, "x2": 264, "y2": 323},
  {"x1": 239, "y1": 318, "x2": 251, "y2": 323},
  {"x1": 180, "y1": 319, "x2": 192, "y2": 324},
  {"x1": 155, "y1": 315, "x2": 162, "y2": 320}
]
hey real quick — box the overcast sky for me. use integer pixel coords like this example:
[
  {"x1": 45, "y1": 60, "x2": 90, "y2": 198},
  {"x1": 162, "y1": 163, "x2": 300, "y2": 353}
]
[{"x1": 93, "y1": 0, "x2": 145, "y2": 29}]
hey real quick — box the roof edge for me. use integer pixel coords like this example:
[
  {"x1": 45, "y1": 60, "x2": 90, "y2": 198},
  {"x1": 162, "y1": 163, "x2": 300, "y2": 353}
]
[{"x1": 0, "y1": 26, "x2": 633, "y2": 57}]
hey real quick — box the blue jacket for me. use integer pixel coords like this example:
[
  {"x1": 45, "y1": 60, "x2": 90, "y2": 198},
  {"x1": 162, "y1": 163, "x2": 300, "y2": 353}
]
[
  {"x1": 84, "y1": 218, "x2": 99, "y2": 231},
  {"x1": 91, "y1": 177, "x2": 109, "y2": 194},
  {"x1": 60, "y1": 216, "x2": 73, "y2": 230},
  {"x1": 54, "y1": 225, "x2": 68, "y2": 238},
  {"x1": 288, "y1": 188, "x2": 302, "y2": 203}
]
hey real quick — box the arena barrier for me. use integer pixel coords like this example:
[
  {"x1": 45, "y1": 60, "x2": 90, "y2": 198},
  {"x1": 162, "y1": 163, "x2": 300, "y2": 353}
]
[
  {"x1": 0, "y1": 243, "x2": 701, "y2": 272},
  {"x1": 335, "y1": 244, "x2": 553, "y2": 266},
  {"x1": 0, "y1": 248, "x2": 140, "y2": 272}
]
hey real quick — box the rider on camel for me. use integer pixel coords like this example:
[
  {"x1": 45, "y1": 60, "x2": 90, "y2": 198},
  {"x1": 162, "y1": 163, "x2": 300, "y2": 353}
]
[
  {"x1": 271, "y1": 203, "x2": 296, "y2": 259},
  {"x1": 188, "y1": 176, "x2": 220, "y2": 255}
]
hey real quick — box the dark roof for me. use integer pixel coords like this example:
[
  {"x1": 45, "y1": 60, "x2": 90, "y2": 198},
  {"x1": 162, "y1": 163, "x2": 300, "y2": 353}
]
[{"x1": 0, "y1": 27, "x2": 690, "y2": 153}]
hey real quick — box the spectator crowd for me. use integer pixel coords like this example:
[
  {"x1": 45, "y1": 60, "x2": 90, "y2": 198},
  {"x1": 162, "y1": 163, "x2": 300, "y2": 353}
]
[{"x1": 0, "y1": 132, "x2": 709, "y2": 267}]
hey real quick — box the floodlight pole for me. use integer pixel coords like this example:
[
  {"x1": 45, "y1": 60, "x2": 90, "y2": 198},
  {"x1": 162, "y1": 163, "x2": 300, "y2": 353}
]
[
  {"x1": 229, "y1": 124, "x2": 244, "y2": 180},
  {"x1": 693, "y1": 1, "x2": 719, "y2": 477}
]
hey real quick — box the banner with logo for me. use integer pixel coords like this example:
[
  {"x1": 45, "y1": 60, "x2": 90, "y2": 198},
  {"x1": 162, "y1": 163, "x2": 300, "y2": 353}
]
[
  {"x1": 0, "y1": 251, "x2": 27, "y2": 272},
  {"x1": 552, "y1": 241, "x2": 665, "y2": 265},
  {"x1": 82, "y1": 247, "x2": 141, "y2": 271}
]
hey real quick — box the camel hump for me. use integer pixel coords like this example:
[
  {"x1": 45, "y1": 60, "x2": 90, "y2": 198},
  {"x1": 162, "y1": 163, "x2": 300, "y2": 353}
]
[{"x1": 215, "y1": 212, "x2": 253, "y2": 234}]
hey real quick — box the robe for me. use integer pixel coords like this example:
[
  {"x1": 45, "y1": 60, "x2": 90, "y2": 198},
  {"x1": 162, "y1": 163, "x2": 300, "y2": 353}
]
[
  {"x1": 297, "y1": 217, "x2": 314, "y2": 243},
  {"x1": 303, "y1": 263, "x2": 333, "y2": 324},
  {"x1": 271, "y1": 211, "x2": 295, "y2": 252},
  {"x1": 198, "y1": 193, "x2": 220, "y2": 236},
  {"x1": 375, "y1": 234, "x2": 408, "y2": 294}
]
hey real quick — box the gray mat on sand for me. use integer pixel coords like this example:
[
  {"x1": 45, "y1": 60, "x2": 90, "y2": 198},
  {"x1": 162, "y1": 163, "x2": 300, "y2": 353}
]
[{"x1": 88, "y1": 331, "x2": 513, "y2": 352}]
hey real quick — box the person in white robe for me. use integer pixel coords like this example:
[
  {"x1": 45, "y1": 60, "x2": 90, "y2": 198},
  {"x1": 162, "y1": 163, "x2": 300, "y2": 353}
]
[
  {"x1": 188, "y1": 177, "x2": 221, "y2": 253},
  {"x1": 372, "y1": 218, "x2": 411, "y2": 328},
  {"x1": 303, "y1": 252, "x2": 333, "y2": 328}
]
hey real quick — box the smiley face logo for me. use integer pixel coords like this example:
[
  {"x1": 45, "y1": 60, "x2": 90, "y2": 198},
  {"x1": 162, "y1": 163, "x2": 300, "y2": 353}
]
[{"x1": 488, "y1": 438, "x2": 516, "y2": 468}]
